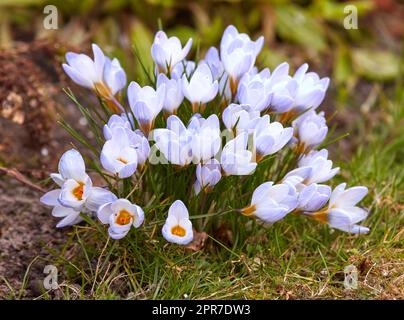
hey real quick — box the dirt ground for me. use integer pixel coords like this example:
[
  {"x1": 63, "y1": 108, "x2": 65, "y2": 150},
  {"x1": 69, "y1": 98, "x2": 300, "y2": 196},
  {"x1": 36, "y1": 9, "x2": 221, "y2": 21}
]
[{"x1": 0, "y1": 179, "x2": 66, "y2": 298}]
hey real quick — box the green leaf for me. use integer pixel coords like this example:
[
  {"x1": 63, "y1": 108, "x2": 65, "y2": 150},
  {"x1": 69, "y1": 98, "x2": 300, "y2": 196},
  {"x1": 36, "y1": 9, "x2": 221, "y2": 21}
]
[
  {"x1": 351, "y1": 49, "x2": 400, "y2": 81},
  {"x1": 131, "y1": 20, "x2": 154, "y2": 84},
  {"x1": 275, "y1": 4, "x2": 327, "y2": 53}
]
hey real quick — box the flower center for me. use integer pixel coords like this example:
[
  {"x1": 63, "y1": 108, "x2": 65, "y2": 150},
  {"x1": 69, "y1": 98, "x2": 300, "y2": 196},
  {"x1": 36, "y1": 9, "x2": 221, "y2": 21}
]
[
  {"x1": 116, "y1": 210, "x2": 132, "y2": 225},
  {"x1": 117, "y1": 157, "x2": 128, "y2": 164},
  {"x1": 72, "y1": 182, "x2": 84, "y2": 201},
  {"x1": 171, "y1": 225, "x2": 186, "y2": 237}
]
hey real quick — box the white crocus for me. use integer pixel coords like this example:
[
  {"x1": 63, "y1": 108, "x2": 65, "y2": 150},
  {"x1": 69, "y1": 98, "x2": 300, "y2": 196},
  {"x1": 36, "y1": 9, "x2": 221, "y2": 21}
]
[
  {"x1": 221, "y1": 132, "x2": 257, "y2": 176},
  {"x1": 237, "y1": 68, "x2": 273, "y2": 112},
  {"x1": 292, "y1": 110, "x2": 328, "y2": 153},
  {"x1": 151, "y1": 30, "x2": 192, "y2": 74},
  {"x1": 157, "y1": 73, "x2": 184, "y2": 114},
  {"x1": 41, "y1": 149, "x2": 117, "y2": 223},
  {"x1": 267, "y1": 63, "x2": 329, "y2": 116},
  {"x1": 241, "y1": 181, "x2": 298, "y2": 223},
  {"x1": 127, "y1": 81, "x2": 166, "y2": 135},
  {"x1": 103, "y1": 114, "x2": 150, "y2": 168},
  {"x1": 222, "y1": 103, "x2": 260, "y2": 134},
  {"x1": 306, "y1": 183, "x2": 369, "y2": 234},
  {"x1": 296, "y1": 183, "x2": 331, "y2": 212},
  {"x1": 194, "y1": 159, "x2": 222, "y2": 195},
  {"x1": 203, "y1": 47, "x2": 224, "y2": 80},
  {"x1": 162, "y1": 200, "x2": 193, "y2": 245},
  {"x1": 291, "y1": 63, "x2": 330, "y2": 112},
  {"x1": 40, "y1": 189, "x2": 83, "y2": 228},
  {"x1": 54, "y1": 149, "x2": 93, "y2": 210},
  {"x1": 131, "y1": 130, "x2": 150, "y2": 167},
  {"x1": 252, "y1": 115, "x2": 293, "y2": 161},
  {"x1": 265, "y1": 62, "x2": 294, "y2": 113},
  {"x1": 219, "y1": 73, "x2": 232, "y2": 104},
  {"x1": 103, "y1": 113, "x2": 134, "y2": 140},
  {"x1": 298, "y1": 149, "x2": 340, "y2": 184},
  {"x1": 220, "y1": 25, "x2": 264, "y2": 95},
  {"x1": 100, "y1": 127, "x2": 138, "y2": 178},
  {"x1": 97, "y1": 198, "x2": 144, "y2": 239},
  {"x1": 182, "y1": 62, "x2": 218, "y2": 112},
  {"x1": 153, "y1": 115, "x2": 194, "y2": 166},
  {"x1": 170, "y1": 60, "x2": 196, "y2": 80},
  {"x1": 154, "y1": 114, "x2": 220, "y2": 165},
  {"x1": 187, "y1": 114, "x2": 221, "y2": 163},
  {"x1": 62, "y1": 44, "x2": 126, "y2": 112}
]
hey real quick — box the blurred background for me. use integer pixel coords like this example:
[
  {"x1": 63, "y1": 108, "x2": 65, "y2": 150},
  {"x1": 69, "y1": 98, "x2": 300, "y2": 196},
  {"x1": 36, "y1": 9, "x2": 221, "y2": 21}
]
[{"x1": 0, "y1": 0, "x2": 403, "y2": 298}]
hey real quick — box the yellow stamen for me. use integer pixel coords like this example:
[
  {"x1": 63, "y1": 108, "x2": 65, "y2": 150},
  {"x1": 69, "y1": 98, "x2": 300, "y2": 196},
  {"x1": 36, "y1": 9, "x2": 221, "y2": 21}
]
[
  {"x1": 117, "y1": 157, "x2": 128, "y2": 164},
  {"x1": 72, "y1": 182, "x2": 84, "y2": 201},
  {"x1": 171, "y1": 225, "x2": 186, "y2": 237},
  {"x1": 116, "y1": 210, "x2": 132, "y2": 225}
]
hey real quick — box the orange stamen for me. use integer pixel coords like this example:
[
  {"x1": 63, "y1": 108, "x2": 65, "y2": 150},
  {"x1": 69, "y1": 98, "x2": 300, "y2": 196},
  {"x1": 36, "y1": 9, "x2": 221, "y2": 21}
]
[
  {"x1": 116, "y1": 210, "x2": 132, "y2": 225},
  {"x1": 72, "y1": 182, "x2": 84, "y2": 201},
  {"x1": 171, "y1": 225, "x2": 186, "y2": 237}
]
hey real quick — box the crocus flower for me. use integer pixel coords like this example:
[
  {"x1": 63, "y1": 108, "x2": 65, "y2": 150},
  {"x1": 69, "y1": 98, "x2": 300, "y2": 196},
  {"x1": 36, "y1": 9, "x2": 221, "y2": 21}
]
[
  {"x1": 153, "y1": 115, "x2": 194, "y2": 166},
  {"x1": 103, "y1": 114, "x2": 150, "y2": 168},
  {"x1": 222, "y1": 103, "x2": 260, "y2": 134},
  {"x1": 151, "y1": 30, "x2": 192, "y2": 74},
  {"x1": 103, "y1": 113, "x2": 134, "y2": 140},
  {"x1": 194, "y1": 159, "x2": 222, "y2": 195},
  {"x1": 305, "y1": 183, "x2": 369, "y2": 234},
  {"x1": 297, "y1": 149, "x2": 340, "y2": 184},
  {"x1": 291, "y1": 63, "x2": 330, "y2": 113},
  {"x1": 162, "y1": 200, "x2": 193, "y2": 245},
  {"x1": 292, "y1": 110, "x2": 328, "y2": 153},
  {"x1": 220, "y1": 25, "x2": 264, "y2": 95},
  {"x1": 128, "y1": 81, "x2": 166, "y2": 135},
  {"x1": 221, "y1": 132, "x2": 257, "y2": 176},
  {"x1": 153, "y1": 114, "x2": 220, "y2": 165},
  {"x1": 268, "y1": 63, "x2": 329, "y2": 117},
  {"x1": 100, "y1": 126, "x2": 138, "y2": 178},
  {"x1": 41, "y1": 149, "x2": 117, "y2": 217},
  {"x1": 157, "y1": 73, "x2": 184, "y2": 114},
  {"x1": 252, "y1": 115, "x2": 293, "y2": 161},
  {"x1": 203, "y1": 47, "x2": 224, "y2": 80},
  {"x1": 295, "y1": 183, "x2": 332, "y2": 212},
  {"x1": 40, "y1": 189, "x2": 83, "y2": 228},
  {"x1": 237, "y1": 68, "x2": 273, "y2": 112},
  {"x1": 170, "y1": 60, "x2": 196, "y2": 80},
  {"x1": 62, "y1": 44, "x2": 126, "y2": 113},
  {"x1": 97, "y1": 198, "x2": 144, "y2": 239},
  {"x1": 182, "y1": 62, "x2": 218, "y2": 112},
  {"x1": 240, "y1": 181, "x2": 298, "y2": 223},
  {"x1": 219, "y1": 74, "x2": 232, "y2": 104},
  {"x1": 187, "y1": 114, "x2": 221, "y2": 163}
]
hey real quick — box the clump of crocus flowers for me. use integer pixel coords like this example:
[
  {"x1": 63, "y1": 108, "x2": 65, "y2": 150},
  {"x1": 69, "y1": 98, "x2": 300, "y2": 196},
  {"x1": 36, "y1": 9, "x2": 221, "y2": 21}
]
[{"x1": 41, "y1": 26, "x2": 370, "y2": 246}]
